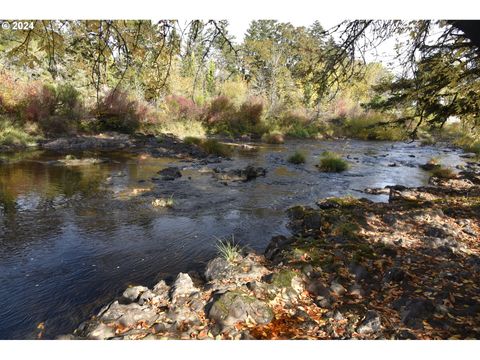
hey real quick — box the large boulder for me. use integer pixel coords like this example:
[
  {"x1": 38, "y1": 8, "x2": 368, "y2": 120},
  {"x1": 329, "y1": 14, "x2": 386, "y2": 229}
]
[{"x1": 208, "y1": 291, "x2": 273, "y2": 328}]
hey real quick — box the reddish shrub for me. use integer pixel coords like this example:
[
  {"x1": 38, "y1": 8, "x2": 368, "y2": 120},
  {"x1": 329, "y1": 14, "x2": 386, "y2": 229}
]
[
  {"x1": 165, "y1": 95, "x2": 201, "y2": 120},
  {"x1": 23, "y1": 84, "x2": 57, "y2": 123},
  {"x1": 97, "y1": 89, "x2": 157, "y2": 133},
  {"x1": 203, "y1": 96, "x2": 235, "y2": 125}
]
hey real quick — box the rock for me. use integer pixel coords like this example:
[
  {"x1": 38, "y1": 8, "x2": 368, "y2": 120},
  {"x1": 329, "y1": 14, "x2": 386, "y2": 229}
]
[
  {"x1": 208, "y1": 291, "x2": 273, "y2": 328},
  {"x1": 304, "y1": 212, "x2": 322, "y2": 229},
  {"x1": 364, "y1": 187, "x2": 390, "y2": 195},
  {"x1": 382, "y1": 213, "x2": 397, "y2": 226},
  {"x1": 264, "y1": 235, "x2": 294, "y2": 262},
  {"x1": 330, "y1": 280, "x2": 347, "y2": 296},
  {"x1": 463, "y1": 225, "x2": 478, "y2": 237},
  {"x1": 397, "y1": 298, "x2": 435, "y2": 329},
  {"x1": 213, "y1": 165, "x2": 267, "y2": 182},
  {"x1": 306, "y1": 278, "x2": 331, "y2": 298},
  {"x1": 348, "y1": 262, "x2": 370, "y2": 282},
  {"x1": 157, "y1": 167, "x2": 182, "y2": 180},
  {"x1": 388, "y1": 163, "x2": 397, "y2": 167},
  {"x1": 425, "y1": 225, "x2": 450, "y2": 238},
  {"x1": 316, "y1": 199, "x2": 341, "y2": 209},
  {"x1": 121, "y1": 285, "x2": 148, "y2": 304},
  {"x1": 420, "y1": 162, "x2": 441, "y2": 171},
  {"x1": 138, "y1": 290, "x2": 155, "y2": 305},
  {"x1": 356, "y1": 310, "x2": 381, "y2": 334},
  {"x1": 204, "y1": 257, "x2": 232, "y2": 282},
  {"x1": 88, "y1": 323, "x2": 116, "y2": 340},
  {"x1": 99, "y1": 301, "x2": 159, "y2": 327},
  {"x1": 170, "y1": 273, "x2": 199, "y2": 301},
  {"x1": 383, "y1": 267, "x2": 406, "y2": 283},
  {"x1": 348, "y1": 283, "x2": 365, "y2": 298}
]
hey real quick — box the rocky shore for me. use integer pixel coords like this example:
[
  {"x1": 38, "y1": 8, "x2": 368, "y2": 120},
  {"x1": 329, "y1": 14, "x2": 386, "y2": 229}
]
[{"x1": 61, "y1": 161, "x2": 480, "y2": 340}]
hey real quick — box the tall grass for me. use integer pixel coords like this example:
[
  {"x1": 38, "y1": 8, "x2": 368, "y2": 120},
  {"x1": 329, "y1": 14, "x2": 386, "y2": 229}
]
[
  {"x1": 0, "y1": 118, "x2": 38, "y2": 147},
  {"x1": 215, "y1": 236, "x2": 242, "y2": 264},
  {"x1": 288, "y1": 150, "x2": 306, "y2": 164},
  {"x1": 318, "y1": 151, "x2": 349, "y2": 172}
]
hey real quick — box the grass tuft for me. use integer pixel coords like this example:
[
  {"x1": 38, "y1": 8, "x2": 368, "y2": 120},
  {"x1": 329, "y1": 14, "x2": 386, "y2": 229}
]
[
  {"x1": 318, "y1": 151, "x2": 349, "y2": 172},
  {"x1": 288, "y1": 150, "x2": 306, "y2": 164},
  {"x1": 151, "y1": 195, "x2": 174, "y2": 208},
  {"x1": 215, "y1": 236, "x2": 242, "y2": 264}
]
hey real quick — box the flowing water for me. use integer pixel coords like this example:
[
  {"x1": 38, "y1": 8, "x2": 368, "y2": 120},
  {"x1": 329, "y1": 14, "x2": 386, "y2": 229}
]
[{"x1": 0, "y1": 139, "x2": 466, "y2": 339}]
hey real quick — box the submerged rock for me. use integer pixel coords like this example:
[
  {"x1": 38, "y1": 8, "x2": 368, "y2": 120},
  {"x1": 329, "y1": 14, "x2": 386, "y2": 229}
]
[{"x1": 213, "y1": 165, "x2": 267, "y2": 182}]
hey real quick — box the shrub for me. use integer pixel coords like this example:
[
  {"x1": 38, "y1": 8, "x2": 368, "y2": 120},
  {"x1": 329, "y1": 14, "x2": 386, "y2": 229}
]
[
  {"x1": 199, "y1": 139, "x2": 232, "y2": 157},
  {"x1": 183, "y1": 136, "x2": 203, "y2": 146},
  {"x1": 318, "y1": 152, "x2": 349, "y2": 172},
  {"x1": 97, "y1": 89, "x2": 157, "y2": 133},
  {"x1": 56, "y1": 83, "x2": 83, "y2": 119},
  {"x1": 165, "y1": 95, "x2": 201, "y2": 120},
  {"x1": 262, "y1": 131, "x2": 285, "y2": 144},
  {"x1": 288, "y1": 150, "x2": 306, "y2": 164},
  {"x1": 219, "y1": 79, "x2": 248, "y2": 107},
  {"x1": 341, "y1": 113, "x2": 406, "y2": 141},
  {"x1": 431, "y1": 167, "x2": 456, "y2": 179},
  {"x1": 0, "y1": 117, "x2": 38, "y2": 147},
  {"x1": 22, "y1": 83, "x2": 57, "y2": 123}
]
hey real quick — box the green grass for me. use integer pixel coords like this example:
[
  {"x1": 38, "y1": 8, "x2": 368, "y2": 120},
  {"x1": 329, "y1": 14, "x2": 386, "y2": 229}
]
[
  {"x1": 318, "y1": 152, "x2": 349, "y2": 172},
  {"x1": 200, "y1": 139, "x2": 232, "y2": 157},
  {"x1": 0, "y1": 119, "x2": 38, "y2": 147},
  {"x1": 288, "y1": 150, "x2": 306, "y2": 164},
  {"x1": 215, "y1": 236, "x2": 242, "y2": 264},
  {"x1": 183, "y1": 136, "x2": 204, "y2": 146}
]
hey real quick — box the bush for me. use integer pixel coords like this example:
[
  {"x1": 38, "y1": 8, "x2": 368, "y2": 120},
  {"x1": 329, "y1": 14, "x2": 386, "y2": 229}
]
[
  {"x1": 288, "y1": 150, "x2": 306, "y2": 164},
  {"x1": 183, "y1": 136, "x2": 203, "y2": 146},
  {"x1": 97, "y1": 89, "x2": 157, "y2": 133},
  {"x1": 341, "y1": 113, "x2": 406, "y2": 141},
  {"x1": 261, "y1": 131, "x2": 285, "y2": 144},
  {"x1": 56, "y1": 83, "x2": 83, "y2": 119},
  {"x1": 0, "y1": 117, "x2": 38, "y2": 147},
  {"x1": 164, "y1": 95, "x2": 201, "y2": 121},
  {"x1": 318, "y1": 152, "x2": 349, "y2": 172},
  {"x1": 200, "y1": 139, "x2": 232, "y2": 157},
  {"x1": 431, "y1": 167, "x2": 456, "y2": 179}
]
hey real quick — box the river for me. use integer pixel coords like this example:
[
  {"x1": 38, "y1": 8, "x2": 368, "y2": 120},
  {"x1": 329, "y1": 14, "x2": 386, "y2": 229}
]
[{"x1": 0, "y1": 139, "x2": 466, "y2": 339}]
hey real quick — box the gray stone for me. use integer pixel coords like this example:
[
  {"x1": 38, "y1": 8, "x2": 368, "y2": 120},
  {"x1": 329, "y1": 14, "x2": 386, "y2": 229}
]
[
  {"x1": 100, "y1": 301, "x2": 159, "y2": 327},
  {"x1": 170, "y1": 273, "x2": 199, "y2": 301},
  {"x1": 88, "y1": 323, "x2": 116, "y2": 340},
  {"x1": 208, "y1": 291, "x2": 273, "y2": 328},
  {"x1": 121, "y1": 285, "x2": 148, "y2": 304},
  {"x1": 357, "y1": 310, "x2": 381, "y2": 334},
  {"x1": 330, "y1": 280, "x2": 347, "y2": 296},
  {"x1": 204, "y1": 257, "x2": 232, "y2": 281}
]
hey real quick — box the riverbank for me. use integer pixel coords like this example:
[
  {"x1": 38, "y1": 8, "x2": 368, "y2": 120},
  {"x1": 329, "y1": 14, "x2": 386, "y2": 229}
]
[{"x1": 62, "y1": 164, "x2": 480, "y2": 340}]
